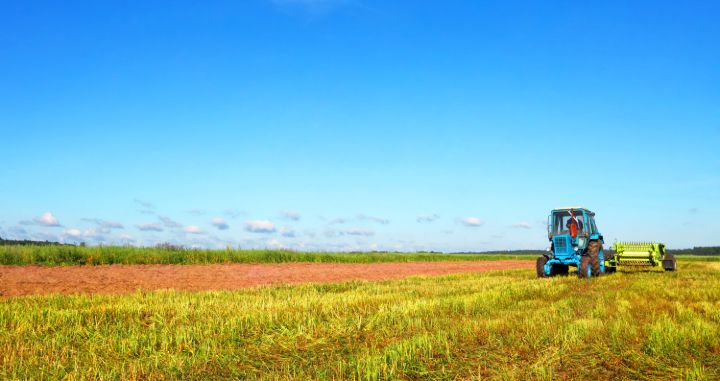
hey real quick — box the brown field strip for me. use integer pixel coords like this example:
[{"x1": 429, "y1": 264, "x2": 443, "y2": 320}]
[{"x1": 0, "y1": 260, "x2": 532, "y2": 296}]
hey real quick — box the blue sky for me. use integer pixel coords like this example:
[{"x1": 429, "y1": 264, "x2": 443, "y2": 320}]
[{"x1": 1, "y1": 0, "x2": 718, "y2": 251}]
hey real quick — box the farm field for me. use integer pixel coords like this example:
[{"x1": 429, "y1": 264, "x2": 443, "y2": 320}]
[
  {"x1": 2, "y1": 260, "x2": 719, "y2": 380},
  {"x1": 0, "y1": 260, "x2": 532, "y2": 296}
]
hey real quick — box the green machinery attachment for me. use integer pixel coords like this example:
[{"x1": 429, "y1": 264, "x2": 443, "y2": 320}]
[{"x1": 609, "y1": 242, "x2": 676, "y2": 272}]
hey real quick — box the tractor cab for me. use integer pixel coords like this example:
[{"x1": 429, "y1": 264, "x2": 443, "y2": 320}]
[{"x1": 548, "y1": 208, "x2": 599, "y2": 240}]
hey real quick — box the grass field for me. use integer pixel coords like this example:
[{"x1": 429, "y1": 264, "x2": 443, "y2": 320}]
[
  {"x1": 0, "y1": 244, "x2": 537, "y2": 266},
  {"x1": 2, "y1": 261, "x2": 718, "y2": 380}
]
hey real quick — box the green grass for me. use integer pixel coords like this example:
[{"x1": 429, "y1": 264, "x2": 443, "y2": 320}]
[
  {"x1": 676, "y1": 255, "x2": 720, "y2": 262},
  {"x1": 2, "y1": 262, "x2": 718, "y2": 380},
  {"x1": 0, "y1": 244, "x2": 536, "y2": 266}
]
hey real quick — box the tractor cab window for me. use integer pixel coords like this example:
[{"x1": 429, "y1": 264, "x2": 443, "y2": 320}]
[
  {"x1": 550, "y1": 211, "x2": 587, "y2": 236},
  {"x1": 588, "y1": 216, "x2": 598, "y2": 234}
]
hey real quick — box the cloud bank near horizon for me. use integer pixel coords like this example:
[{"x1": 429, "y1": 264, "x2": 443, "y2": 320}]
[{"x1": 1, "y1": 204, "x2": 540, "y2": 252}]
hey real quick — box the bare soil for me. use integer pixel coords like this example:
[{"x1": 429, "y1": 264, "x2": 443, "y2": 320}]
[{"x1": 0, "y1": 260, "x2": 532, "y2": 297}]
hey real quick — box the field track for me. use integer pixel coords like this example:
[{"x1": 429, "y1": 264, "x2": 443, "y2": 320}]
[{"x1": 0, "y1": 260, "x2": 532, "y2": 296}]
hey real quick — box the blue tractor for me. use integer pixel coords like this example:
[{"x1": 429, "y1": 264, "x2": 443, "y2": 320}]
[{"x1": 537, "y1": 207, "x2": 608, "y2": 278}]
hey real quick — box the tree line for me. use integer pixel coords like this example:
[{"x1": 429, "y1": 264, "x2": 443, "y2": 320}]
[{"x1": 0, "y1": 237, "x2": 73, "y2": 246}]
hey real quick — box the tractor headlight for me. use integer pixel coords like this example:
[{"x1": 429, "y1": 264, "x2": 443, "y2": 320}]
[
  {"x1": 577, "y1": 237, "x2": 586, "y2": 247},
  {"x1": 545, "y1": 247, "x2": 554, "y2": 259}
]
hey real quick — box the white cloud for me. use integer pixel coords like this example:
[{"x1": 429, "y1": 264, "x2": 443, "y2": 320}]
[
  {"x1": 63, "y1": 228, "x2": 82, "y2": 237},
  {"x1": 512, "y1": 221, "x2": 532, "y2": 229},
  {"x1": 265, "y1": 238, "x2": 285, "y2": 249},
  {"x1": 184, "y1": 225, "x2": 205, "y2": 235},
  {"x1": 323, "y1": 229, "x2": 338, "y2": 238},
  {"x1": 358, "y1": 214, "x2": 389, "y2": 224},
  {"x1": 187, "y1": 209, "x2": 206, "y2": 216},
  {"x1": 460, "y1": 217, "x2": 484, "y2": 227},
  {"x1": 341, "y1": 228, "x2": 374, "y2": 237},
  {"x1": 280, "y1": 226, "x2": 296, "y2": 237},
  {"x1": 329, "y1": 218, "x2": 347, "y2": 225},
  {"x1": 136, "y1": 223, "x2": 164, "y2": 232},
  {"x1": 159, "y1": 216, "x2": 182, "y2": 229},
  {"x1": 61, "y1": 228, "x2": 90, "y2": 244},
  {"x1": 32, "y1": 212, "x2": 61, "y2": 227},
  {"x1": 102, "y1": 221, "x2": 123, "y2": 229},
  {"x1": 8, "y1": 226, "x2": 29, "y2": 238},
  {"x1": 118, "y1": 234, "x2": 136, "y2": 244},
  {"x1": 83, "y1": 228, "x2": 107, "y2": 238},
  {"x1": 244, "y1": 220, "x2": 276, "y2": 233},
  {"x1": 223, "y1": 209, "x2": 245, "y2": 218},
  {"x1": 82, "y1": 218, "x2": 124, "y2": 229},
  {"x1": 211, "y1": 217, "x2": 229, "y2": 230},
  {"x1": 283, "y1": 211, "x2": 301, "y2": 221},
  {"x1": 417, "y1": 214, "x2": 439, "y2": 223},
  {"x1": 33, "y1": 232, "x2": 61, "y2": 242},
  {"x1": 134, "y1": 198, "x2": 155, "y2": 210}
]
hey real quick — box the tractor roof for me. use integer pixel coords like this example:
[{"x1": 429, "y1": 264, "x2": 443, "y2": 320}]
[{"x1": 552, "y1": 206, "x2": 594, "y2": 214}]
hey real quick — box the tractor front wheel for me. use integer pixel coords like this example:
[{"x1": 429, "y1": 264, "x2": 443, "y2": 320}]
[
  {"x1": 536, "y1": 256, "x2": 549, "y2": 278},
  {"x1": 579, "y1": 256, "x2": 590, "y2": 278}
]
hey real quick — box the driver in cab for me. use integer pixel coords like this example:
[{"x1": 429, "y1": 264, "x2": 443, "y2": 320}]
[{"x1": 566, "y1": 209, "x2": 583, "y2": 238}]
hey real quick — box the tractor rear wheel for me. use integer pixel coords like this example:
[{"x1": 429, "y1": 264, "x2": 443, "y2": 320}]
[
  {"x1": 587, "y1": 240, "x2": 602, "y2": 276},
  {"x1": 536, "y1": 256, "x2": 549, "y2": 278},
  {"x1": 662, "y1": 253, "x2": 677, "y2": 271}
]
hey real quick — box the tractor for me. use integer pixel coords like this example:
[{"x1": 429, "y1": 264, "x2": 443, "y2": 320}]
[{"x1": 537, "y1": 207, "x2": 606, "y2": 278}]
